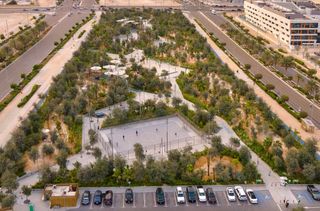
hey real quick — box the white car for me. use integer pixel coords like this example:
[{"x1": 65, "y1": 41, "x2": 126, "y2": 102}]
[
  {"x1": 226, "y1": 187, "x2": 236, "y2": 202},
  {"x1": 211, "y1": 9, "x2": 216, "y2": 14},
  {"x1": 246, "y1": 189, "x2": 258, "y2": 204},
  {"x1": 234, "y1": 186, "x2": 247, "y2": 201},
  {"x1": 176, "y1": 187, "x2": 185, "y2": 204},
  {"x1": 196, "y1": 186, "x2": 207, "y2": 202}
]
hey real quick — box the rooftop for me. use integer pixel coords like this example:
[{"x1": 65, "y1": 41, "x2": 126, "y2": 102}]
[{"x1": 45, "y1": 185, "x2": 77, "y2": 197}]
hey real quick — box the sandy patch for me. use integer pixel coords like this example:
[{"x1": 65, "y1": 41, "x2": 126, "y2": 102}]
[
  {"x1": 100, "y1": 0, "x2": 180, "y2": 7},
  {"x1": 35, "y1": 0, "x2": 56, "y2": 7},
  {"x1": 0, "y1": 13, "x2": 38, "y2": 38},
  {"x1": 194, "y1": 155, "x2": 243, "y2": 181}
]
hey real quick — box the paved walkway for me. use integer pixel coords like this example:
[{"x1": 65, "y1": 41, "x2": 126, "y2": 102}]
[{"x1": 0, "y1": 12, "x2": 101, "y2": 147}]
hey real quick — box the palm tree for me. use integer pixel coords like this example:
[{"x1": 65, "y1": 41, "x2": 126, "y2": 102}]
[{"x1": 281, "y1": 56, "x2": 294, "y2": 71}]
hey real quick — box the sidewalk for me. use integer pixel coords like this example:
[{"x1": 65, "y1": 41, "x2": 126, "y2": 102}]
[{"x1": 0, "y1": 12, "x2": 102, "y2": 147}]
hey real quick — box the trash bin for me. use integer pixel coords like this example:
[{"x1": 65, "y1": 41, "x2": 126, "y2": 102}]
[{"x1": 29, "y1": 203, "x2": 34, "y2": 211}]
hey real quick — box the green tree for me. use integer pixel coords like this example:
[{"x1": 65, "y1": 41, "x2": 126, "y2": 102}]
[
  {"x1": 242, "y1": 162, "x2": 259, "y2": 181},
  {"x1": 56, "y1": 150, "x2": 68, "y2": 169},
  {"x1": 229, "y1": 137, "x2": 240, "y2": 149},
  {"x1": 302, "y1": 163, "x2": 316, "y2": 182},
  {"x1": 283, "y1": 134, "x2": 295, "y2": 148},
  {"x1": 239, "y1": 146, "x2": 251, "y2": 165},
  {"x1": 1, "y1": 170, "x2": 18, "y2": 193},
  {"x1": 28, "y1": 146, "x2": 39, "y2": 163},
  {"x1": 42, "y1": 144, "x2": 55, "y2": 156},
  {"x1": 21, "y1": 185, "x2": 32, "y2": 202},
  {"x1": 92, "y1": 147, "x2": 102, "y2": 160},
  {"x1": 134, "y1": 143, "x2": 145, "y2": 162},
  {"x1": 1, "y1": 194, "x2": 15, "y2": 208}
]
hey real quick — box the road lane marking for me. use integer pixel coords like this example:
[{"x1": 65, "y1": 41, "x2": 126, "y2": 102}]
[
  {"x1": 153, "y1": 192, "x2": 157, "y2": 207},
  {"x1": 173, "y1": 192, "x2": 178, "y2": 206},
  {"x1": 122, "y1": 193, "x2": 125, "y2": 208},
  {"x1": 164, "y1": 192, "x2": 168, "y2": 207},
  {"x1": 133, "y1": 192, "x2": 136, "y2": 208}
]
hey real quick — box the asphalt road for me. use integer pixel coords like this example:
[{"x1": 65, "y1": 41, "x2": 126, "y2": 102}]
[
  {"x1": 190, "y1": 10, "x2": 320, "y2": 127},
  {"x1": 0, "y1": 0, "x2": 95, "y2": 100}
]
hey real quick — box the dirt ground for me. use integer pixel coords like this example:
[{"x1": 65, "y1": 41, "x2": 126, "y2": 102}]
[
  {"x1": 99, "y1": 0, "x2": 180, "y2": 6},
  {"x1": 194, "y1": 155, "x2": 242, "y2": 181},
  {"x1": 0, "y1": 13, "x2": 39, "y2": 38},
  {"x1": 35, "y1": 0, "x2": 56, "y2": 7}
]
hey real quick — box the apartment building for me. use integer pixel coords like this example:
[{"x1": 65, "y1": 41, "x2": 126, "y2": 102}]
[{"x1": 244, "y1": 0, "x2": 320, "y2": 48}]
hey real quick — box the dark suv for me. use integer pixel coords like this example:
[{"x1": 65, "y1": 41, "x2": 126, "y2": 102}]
[
  {"x1": 81, "y1": 190, "x2": 91, "y2": 205},
  {"x1": 307, "y1": 185, "x2": 320, "y2": 200},
  {"x1": 156, "y1": 187, "x2": 165, "y2": 205},
  {"x1": 206, "y1": 187, "x2": 216, "y2": 204},
  {"x1": 186, "y1": 186, "x2": 196, "y2": 203},
  {"x1": 125, "y1": 188, "x2": 134, "y2": 204},
  {"x1": 93, "y1": 190, "x2": 102, "y2": 205}
]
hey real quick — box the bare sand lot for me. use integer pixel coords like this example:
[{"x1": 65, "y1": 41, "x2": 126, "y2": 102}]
[
  {"x1": 35, "y1": 0, "x2": 56, "y2": 7},
  {"x1": 0, "y1": 13, "x2": 38, "y2": 37},
  {"x1": 100, "y1": 0, "x2": 180, "y2": 7}
]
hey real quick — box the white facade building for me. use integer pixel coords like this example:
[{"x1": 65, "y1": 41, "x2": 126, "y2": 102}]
[{"x1": 244, "y1": 0, "x2": 320, "y2": 48}]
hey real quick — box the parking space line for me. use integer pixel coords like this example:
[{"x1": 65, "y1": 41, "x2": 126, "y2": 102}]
[
  {"x1": 196, "y1": 198, "x2": 199, "y2": 206},
  {"x1": 237, "y1": 199, "x2": 241, "y2": 206},
  {"x1": 143, "y1": 192, "x2": 146, "y2": 208},
  {"x1": 223, "y1": 192, "x2": 231, "y2": 206},
  {"x1": 215, "y1": 192, "x2": 221, "y2": 206},
  {"x1": 153, "y1": 192, "x2": 157, "y2": 207},
  {"x1": 122, "y1": 193, "x2": 125, "y2": 208},
  {"x1": 133, "y1": 192, "x2": 136, "y2": 208},
  {"x1": 173, "y1": 192, "x2": 178, "y2": 206},
  {"x1": 164, "y1": 192, "x2": 168, "y2": 207}
]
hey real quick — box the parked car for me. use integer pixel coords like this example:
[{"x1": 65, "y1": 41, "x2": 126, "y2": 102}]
[
  {"x1": 104, "y1": 190, "x2": 113, "y2": 206},
  {"x1": 307, "y1": 185, "x2": 320, "y2": 200},
  {"x1": 226, "y1": 187, "x2": 236, "y2": 202},
  {"x1": 93, "y1": 190, "x2": 102, "y2": 205},
  {"x1": 246, "y1": 189, "x2": 258, "y2": 204},
  {"x1": 125, "y1": 188, "x2": 134, "y2": 204},
  {"x1": 81, "y1": 190, "x2": 91, "y2": 205},
  {"x1": 206, "y1": 187, "x2": 216, "y2": 204},
  {"x1": 196, "y1": 186, "x2": 207, "y2": 202},
  {"x1": 176, "y1": 187, "x2": 186, "y2": 204},
  {"x1": 155, "y1": 187, "x2": 165, "y2": 205},
  {"x1": 235, "y1": 186, "x2": 247, "y2": 201},
  {"x1": 186, "y1": 186, "x2": 196, "y2": 203}
]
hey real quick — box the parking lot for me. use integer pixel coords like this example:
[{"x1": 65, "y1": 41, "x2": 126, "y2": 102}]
[
  {"x1": 69, "y1": 186, "x2": 279, "y2": 211},
  {"x1": 291, "y1": 186, "x2": 320, "y2": 210}
]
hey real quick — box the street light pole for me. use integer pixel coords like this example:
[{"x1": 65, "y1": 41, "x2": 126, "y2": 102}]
[{"x1": 166, "y1": 118, "x2": 168, "y2": 152}]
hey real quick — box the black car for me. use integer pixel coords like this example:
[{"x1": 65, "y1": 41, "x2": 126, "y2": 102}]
[
  {"x1": 104, "y1": 190, "x2": 113, "y2": 206},
  {"x1": 206, "y1": 187, "x2": 216, "y2": 204},
  {"x1": 156, "y1": 187, "x2": 165, "y2": 205},
  {"x1": 307, "y1": 185, "x2": 320, "y2": 200},
  {"x1": 93, "y1": 190, "x2": 103, "y2": 205},
  {"x1": 186, "y1": 186, "x2": 197, "y2": 203},
  {"x1": 81, "y1": 190, "x2": 91, "y2": 205},
  {"x1": 125, "y1": 188, "x2": 134, "y2": 204}
]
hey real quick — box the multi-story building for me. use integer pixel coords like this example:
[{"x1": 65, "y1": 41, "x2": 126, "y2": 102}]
[{"x1": 244, "y1": 0, "x2": 320, "y2": 48}]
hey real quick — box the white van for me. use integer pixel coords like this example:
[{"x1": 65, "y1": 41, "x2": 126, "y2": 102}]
[{"x1": 234, "y1": 186, "x2": 247, "y2": 201}]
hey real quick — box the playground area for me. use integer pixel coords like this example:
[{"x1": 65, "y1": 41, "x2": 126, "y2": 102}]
[{"x1": 98, "y1": 115, "x2": 205, "y2": 160}]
